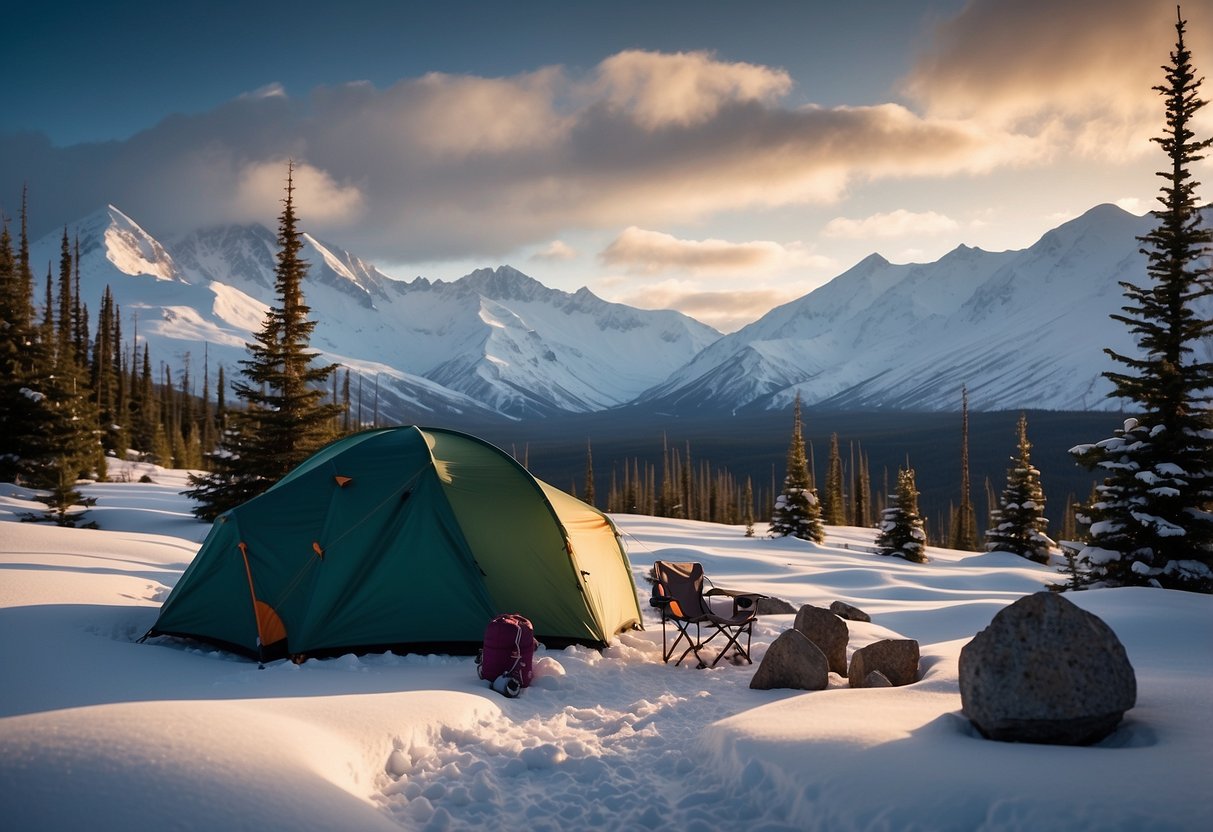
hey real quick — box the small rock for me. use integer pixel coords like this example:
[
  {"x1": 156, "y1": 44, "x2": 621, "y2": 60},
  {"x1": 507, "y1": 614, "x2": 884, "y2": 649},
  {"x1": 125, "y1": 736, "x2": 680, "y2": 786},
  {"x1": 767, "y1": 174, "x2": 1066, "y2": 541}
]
[
  {"x1": 750, "y1": 630, "x2": 829, "y2": 691},
  {"x1": 793, "y1": 604, "x2": 849, "y2": 675},
  {"x1": 959, "y1": 592, "x2": 1136, "y2": 745},
  {"x1": 863, "y1": 670, "x2": 892, "y2": 688},
  {"x1": 757, "y1": 596, "x2": 797, "y2": 615},
  {"x1": 848, "y1": 639, "x2": 920, "y2": 687},
  {"x1": 829, "y1": 600, "x2": 871, "y2": 623}
]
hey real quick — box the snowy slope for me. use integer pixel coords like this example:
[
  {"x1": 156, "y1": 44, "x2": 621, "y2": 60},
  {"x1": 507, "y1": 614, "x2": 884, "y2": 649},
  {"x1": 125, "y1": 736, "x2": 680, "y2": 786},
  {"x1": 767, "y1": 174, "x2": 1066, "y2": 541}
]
[
  {"x1": 643, "y1": 204, "x2": 1209, "y2": 413},
  {"x1": 1, "y1": 463, "x2": 1210, "y2": 831}
]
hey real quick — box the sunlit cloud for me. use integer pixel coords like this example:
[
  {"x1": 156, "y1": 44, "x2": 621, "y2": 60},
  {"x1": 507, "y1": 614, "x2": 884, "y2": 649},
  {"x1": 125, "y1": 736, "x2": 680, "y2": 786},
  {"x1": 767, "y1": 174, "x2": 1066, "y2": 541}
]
[
  {"x1": 530, "y1": 240, "x2": 578, "y2": 262},
  {"x1": 903, "y1": 0, "x2": 1213, "y2": 160},
  {"x1": 600, "y1": 226, "x2": 833, "y2": 275},
  {"x1": 227, "y1": 159, "x2": 365, "y2": 226},
  {"x1": 609, "y1": 280, "x2": 806, "y2": 333},
  {"x1": 822, "y1": 209, "x2": 961, "y2": 240},
  {"x1": 1114, "y1": 197, "x2": 1149, "y2": 215},
  {"x1": 238, "y1": 82, "x2": 288, "y2": 101},
  {"x1": 592, "y1": 50, "x2": 792, "y2": 129}
]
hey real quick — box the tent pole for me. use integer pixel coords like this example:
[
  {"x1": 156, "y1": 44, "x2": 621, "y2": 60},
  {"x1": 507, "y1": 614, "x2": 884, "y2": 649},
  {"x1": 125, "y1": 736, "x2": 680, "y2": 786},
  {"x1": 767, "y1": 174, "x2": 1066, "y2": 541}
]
[{"x1": 238, "y1": 542, "x2": 267, "y2": 669}]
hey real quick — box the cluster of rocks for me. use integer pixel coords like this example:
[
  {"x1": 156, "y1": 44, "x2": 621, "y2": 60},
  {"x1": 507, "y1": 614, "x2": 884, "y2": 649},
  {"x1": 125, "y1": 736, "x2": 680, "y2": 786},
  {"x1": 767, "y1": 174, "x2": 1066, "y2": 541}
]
[
  {"x1": 750, "y1": 600, "x2": 920, "y2": 691},
  {"x1": 959, "y1": 592, "x2": 1136, "y2": 746},
  {"x1": 748, "y1": 590, "x2": 1137, "y2": 748}
]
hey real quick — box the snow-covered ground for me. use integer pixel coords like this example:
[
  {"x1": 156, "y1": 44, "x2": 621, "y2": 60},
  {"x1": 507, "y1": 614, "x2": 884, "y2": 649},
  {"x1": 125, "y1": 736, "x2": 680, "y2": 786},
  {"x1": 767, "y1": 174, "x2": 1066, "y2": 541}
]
[{"x1": 1, "y1": 460, "x2": 1209, "y2": 831}]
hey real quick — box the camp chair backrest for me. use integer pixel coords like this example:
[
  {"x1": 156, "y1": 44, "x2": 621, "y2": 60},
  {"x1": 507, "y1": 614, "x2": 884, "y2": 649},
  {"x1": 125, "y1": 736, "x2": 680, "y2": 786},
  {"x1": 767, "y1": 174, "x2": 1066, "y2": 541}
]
[{"x1": 652, "y1": 561, "x2": 711, "y2": 620}]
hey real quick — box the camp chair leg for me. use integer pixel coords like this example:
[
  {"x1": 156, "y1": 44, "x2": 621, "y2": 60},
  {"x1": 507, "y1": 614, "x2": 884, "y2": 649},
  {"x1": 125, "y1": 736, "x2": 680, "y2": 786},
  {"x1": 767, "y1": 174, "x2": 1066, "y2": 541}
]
[
  {"x1": 661, "y1": 613, "x2": 698, "y2": 666},
  {"x1": 704, "y1": 623, "x2": 753, "y2": 668}
]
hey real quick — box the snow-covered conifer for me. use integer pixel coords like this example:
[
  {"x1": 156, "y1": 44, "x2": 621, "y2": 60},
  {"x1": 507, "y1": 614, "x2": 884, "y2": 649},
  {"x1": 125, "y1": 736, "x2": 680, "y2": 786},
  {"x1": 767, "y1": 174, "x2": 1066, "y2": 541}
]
[
  {"x1": 876, "y1": 467, "x2": 927, "y2": 563},
  {"x1": 1072, "y1": 10, "x2": 1213, "y2": 592},
  {"x1": 986, "y1": 414, "x2": 1055, "y2": 563},
  {"x1": 769, "y1": 393, "x2": 825, "y2": 543}
]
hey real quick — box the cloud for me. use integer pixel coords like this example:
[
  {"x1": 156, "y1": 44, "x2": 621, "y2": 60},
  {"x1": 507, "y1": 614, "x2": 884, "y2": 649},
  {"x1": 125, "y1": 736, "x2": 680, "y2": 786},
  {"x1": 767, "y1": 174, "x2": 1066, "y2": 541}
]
[
  {"x1": 227, "y1": 159, "x2": 365, "y2": 226},
  {"x1": 600, "y1": 226, "x2": 832, "y2": 275},
  {"x1": 822, "y1": 209, "x2": 960, "y2": 239},
  {"x1": 902, "y1": 0, "x2": 1213, "y2": 159},
  {"x1": 2, "y1": 48, "x2": 1046, "y2": 260},
  {"x1": 592, "y1": 50, "x2": 791, "y2": 129},
  {"x1": 530, "y1": 240, "x2": 578, "y2": 262},
  {"x1": 239, "y1": 83, "x2": 287, "y2": 101},
  {"x1": 609, "y1": 281, "x2": 804, "y2": 334},
  {"x1": 1114, "y1": 197, "x2": 1148, "y2": 216}
]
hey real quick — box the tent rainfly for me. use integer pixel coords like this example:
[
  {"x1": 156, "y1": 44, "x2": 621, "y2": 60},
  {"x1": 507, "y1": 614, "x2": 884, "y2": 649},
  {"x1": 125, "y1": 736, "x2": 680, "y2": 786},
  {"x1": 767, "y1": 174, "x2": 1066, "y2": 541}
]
[{"x1": 149, "y1": 426, "x2": 643, "y2": 662}]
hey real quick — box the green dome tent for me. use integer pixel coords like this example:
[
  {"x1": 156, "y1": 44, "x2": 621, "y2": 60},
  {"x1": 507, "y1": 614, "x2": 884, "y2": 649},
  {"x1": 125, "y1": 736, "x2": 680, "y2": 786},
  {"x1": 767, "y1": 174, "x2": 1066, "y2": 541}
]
[{"x1": 150, "y1": 426, "x2": 643, "y2": 662}]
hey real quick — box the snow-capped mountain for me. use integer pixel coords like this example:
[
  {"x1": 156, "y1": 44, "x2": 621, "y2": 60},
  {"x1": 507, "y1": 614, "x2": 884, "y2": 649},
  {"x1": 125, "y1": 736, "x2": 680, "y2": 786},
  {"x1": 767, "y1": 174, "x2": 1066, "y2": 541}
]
[
  {"x1": 30, "y1": 207, "x2": 720, "y2": 421},
  {"x1": 641, "y1": 204, "x2": 1211, "y2": 413},
  {"x1": 32, "y1": 202, "x2": 1206, "y2": 419}
]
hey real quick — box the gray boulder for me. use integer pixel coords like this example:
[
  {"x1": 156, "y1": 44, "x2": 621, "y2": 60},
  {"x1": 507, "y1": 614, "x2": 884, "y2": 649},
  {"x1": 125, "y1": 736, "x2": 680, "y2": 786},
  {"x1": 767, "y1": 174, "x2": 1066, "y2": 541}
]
[
  {"x1": 750, "y1": 630, "x2": 829, "y2": 691},
  {"x1": 829, "y1": 600, "x2": 871, "y2": 623},
  {"x1": 959, "y1": 592, "x2": 1136, "y2": 745},
  {"x1": 757, "y1": 596, "x2": 798, "y2": 615},
  {"x1": 793, "y1": 604, "x2": 849, "y2": 675},
  {"x1": 848, "y1": 639, "x2": 920, "y2": 687}
]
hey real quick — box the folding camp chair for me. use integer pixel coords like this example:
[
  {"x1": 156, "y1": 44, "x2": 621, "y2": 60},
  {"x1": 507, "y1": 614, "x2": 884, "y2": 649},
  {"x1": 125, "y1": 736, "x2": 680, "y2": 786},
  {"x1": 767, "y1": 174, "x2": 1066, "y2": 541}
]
[{"x1": 649, "y1": 560, "x2": 763, "y2": 668}]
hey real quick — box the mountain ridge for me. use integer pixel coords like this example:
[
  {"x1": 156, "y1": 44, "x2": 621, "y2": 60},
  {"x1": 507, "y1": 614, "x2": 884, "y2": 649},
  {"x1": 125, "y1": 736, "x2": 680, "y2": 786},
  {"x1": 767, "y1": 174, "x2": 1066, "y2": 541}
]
[
  {"x1": 29, "y1": 202, "x2": 1205, "y2": 420},
  {"x1": 639, "y1": 203, "x2": 1209, "y2": 414}
]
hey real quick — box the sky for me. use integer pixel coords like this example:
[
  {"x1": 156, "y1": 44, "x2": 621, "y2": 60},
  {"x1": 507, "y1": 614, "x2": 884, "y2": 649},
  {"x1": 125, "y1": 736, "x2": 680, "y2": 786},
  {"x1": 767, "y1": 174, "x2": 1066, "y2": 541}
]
[
  {"x1": 2, "y1": 458, "x2": 1210, "y2": 830},
  {"x1": 3, "y1": 0, "x2": 1212, "y2": 332}
]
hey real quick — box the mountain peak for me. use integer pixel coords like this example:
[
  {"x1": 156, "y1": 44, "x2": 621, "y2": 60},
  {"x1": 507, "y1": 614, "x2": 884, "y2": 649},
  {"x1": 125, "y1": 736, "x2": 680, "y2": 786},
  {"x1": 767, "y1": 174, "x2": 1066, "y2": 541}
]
[
  {"x1": 457, "y1": 265, "x2": 552, "y2": 302},
  {"x1": 65, "y1": 204, "x2": 182, "y2": 282}
]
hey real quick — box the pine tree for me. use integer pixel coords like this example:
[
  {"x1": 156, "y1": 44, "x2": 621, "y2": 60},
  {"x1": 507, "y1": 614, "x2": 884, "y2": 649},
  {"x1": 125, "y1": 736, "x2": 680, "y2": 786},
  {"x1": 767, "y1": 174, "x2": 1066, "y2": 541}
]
[
  {"x1": 769, "y1": 393, "x2": 825, "y2": 542},
  {"x1": 821, "y1": 432, "x2": 846, "y2": 526},
  {"x1": 876, "y1": 467, "x2": 927, "y2": 563},
  {"x1": 132, "y1": 344, "x2": 160, "y2": 458},
  {"x1": 341, "y1": 368, "x2": 352, "y2": 433},
  {"x1": 950, "y1": 387, "x2": 979, "y2": 550},
  {"x1": 986, "y1": 414, "x2": 1055, "y2": 563},
  {"x1": 0, "y1": 219, "x2": 28, "y2": 482},
  {"x1": 853, "y1": 445, "x2": 872, "y2": 528},
  {"x1": 583, "y1": 439, "x2": 596, "y2": 507},
  {"x1": 186, "y1": 162, "x2": 343, "y2": 520},
  {"x1": 1072, "y1": 10, "x2": 1213, "y2": 591},
  {"x1": 743, "y1": 476, "x2": 755, "y2": 537},
  {"x1": 19, "y1": 254, "x2": 103, "y2": 520}
]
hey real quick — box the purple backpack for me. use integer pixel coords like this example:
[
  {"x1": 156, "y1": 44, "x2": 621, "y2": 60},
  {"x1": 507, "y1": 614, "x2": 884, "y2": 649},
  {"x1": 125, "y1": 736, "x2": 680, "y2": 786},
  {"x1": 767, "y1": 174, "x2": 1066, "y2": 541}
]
[{"x1": 476, "y1": 613, "x2": 537, "y2": 697}]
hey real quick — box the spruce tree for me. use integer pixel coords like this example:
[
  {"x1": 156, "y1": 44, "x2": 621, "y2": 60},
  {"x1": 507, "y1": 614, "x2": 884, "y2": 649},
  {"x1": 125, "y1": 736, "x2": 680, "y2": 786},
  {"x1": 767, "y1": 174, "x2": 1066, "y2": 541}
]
[
  {"x1": 186, "y1": 162, "x2": 343, "y2": 519},
  {"x1": 769, "y1": 393, "x2": 825, "y2": 542},
  {"x1": 743, "y1": 476, "x2": 755, "y2": 537},
  {"x1": 0, "y1": 221, "x2": 22, "y2": 482},
  {"x1": 986, "y1": 414, "x2": 1055, "y2": 563},
  {"x1": 950, "y1": 387, "x2": 978, "y2": 550},
  {"x1": 876, "y1": 467, "x2": 927, "y2": 563},
  {"x1": 1072, "y1": 10, "x2": 1213, "y2": 591},
  {"x1": 854, "y1": 446, "x2": 872, "y2": 528},
  {"x1": 583, "y1": 439, "x2": 596, "y2": 507},
  {"x1": 821, "y1": 432, "x2": 845, "y2": 526},
  {"x1": 18, "y1": 258, "x2": 102, "y2": 520}
]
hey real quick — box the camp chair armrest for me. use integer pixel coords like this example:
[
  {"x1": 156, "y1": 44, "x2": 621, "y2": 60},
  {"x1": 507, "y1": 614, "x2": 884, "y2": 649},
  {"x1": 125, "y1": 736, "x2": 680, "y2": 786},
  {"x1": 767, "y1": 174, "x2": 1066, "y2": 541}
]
[
  {"x1": 705, "y1": 587, "x2": 766, "y2": 601},
  {"x1": 650, "y1": 593, "x2": 675, "y2": 608},
  {"x1": 705, "y1": 588, "x2": 765, "y2": 615}
]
